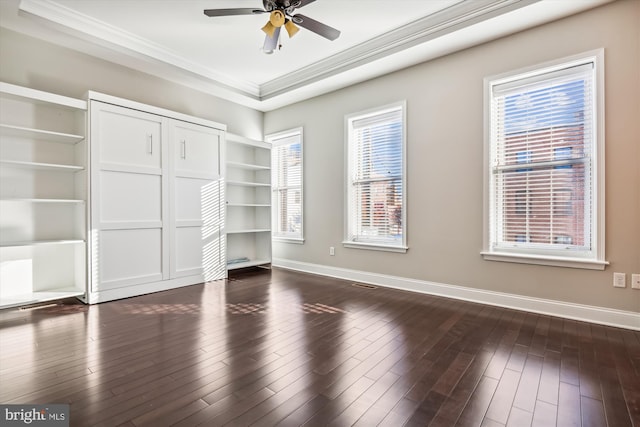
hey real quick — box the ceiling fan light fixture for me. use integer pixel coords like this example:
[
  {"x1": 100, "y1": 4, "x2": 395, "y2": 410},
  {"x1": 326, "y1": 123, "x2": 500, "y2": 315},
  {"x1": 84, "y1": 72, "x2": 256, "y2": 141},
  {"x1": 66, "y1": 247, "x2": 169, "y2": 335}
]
[
  {"x1": 269, "y1": 10, "x2": 285, "y2": 27},
  {"x1": 263, "y1": 10, "x2": 285, "y2": 37},
  {"x1": 262, "y1": 21, "x2": 276, "y2": 37},
  {"x1": 262, "y1": 26, "x2": 281, "y2": 54},
  {"x1": 284, "y1": 20, "x2": 299, "y2": 38}
]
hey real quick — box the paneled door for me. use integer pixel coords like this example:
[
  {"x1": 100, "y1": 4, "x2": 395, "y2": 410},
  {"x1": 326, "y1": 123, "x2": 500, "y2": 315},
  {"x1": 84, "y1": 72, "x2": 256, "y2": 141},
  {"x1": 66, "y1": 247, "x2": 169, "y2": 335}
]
[
  {"x1": 90, "y1": 101, "x2": 169, "y2": 292},
  {"x1": 169, "y1": 120, "x2": 225, "y2": 281}
]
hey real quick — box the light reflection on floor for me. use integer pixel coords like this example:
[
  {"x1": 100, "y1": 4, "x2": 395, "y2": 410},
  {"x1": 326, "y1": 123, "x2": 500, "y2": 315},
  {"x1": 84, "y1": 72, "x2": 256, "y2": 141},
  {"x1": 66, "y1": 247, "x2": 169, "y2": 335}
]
[{"x1": 224, "y1": 302, "x2": 346, "y2": 315}]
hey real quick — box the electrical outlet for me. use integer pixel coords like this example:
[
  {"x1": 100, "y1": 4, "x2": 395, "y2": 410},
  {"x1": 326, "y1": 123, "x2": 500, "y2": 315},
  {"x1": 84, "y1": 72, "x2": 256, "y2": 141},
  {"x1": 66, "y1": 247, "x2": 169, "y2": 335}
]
[
  {"x1": 329, "y1": 246, "x2": 335, "y2": 256},
  {"x1": 613, "y1": 272, "x2": 626, "y2": 288},
  {"x1": 632, "y1": 274, "x2": 640, "y2": 290}
]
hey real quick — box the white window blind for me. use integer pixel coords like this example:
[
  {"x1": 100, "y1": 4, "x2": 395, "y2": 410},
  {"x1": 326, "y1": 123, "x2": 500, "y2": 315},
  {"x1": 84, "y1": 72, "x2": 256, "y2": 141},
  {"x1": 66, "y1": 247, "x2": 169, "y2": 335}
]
[
  {"x1": 270, "y1": 129, "x2": 303, "y2": 241},
  {"x1": 489, "y1": 60, "x2": 597, "y2": 259},
  {"x1": 346, "y1": 103, "x2": 406, "y2": 251}
]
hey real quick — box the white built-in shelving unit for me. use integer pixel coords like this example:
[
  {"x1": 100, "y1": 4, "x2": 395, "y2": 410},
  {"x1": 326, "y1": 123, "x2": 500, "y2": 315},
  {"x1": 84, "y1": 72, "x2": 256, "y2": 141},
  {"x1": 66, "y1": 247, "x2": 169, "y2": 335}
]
[
  {"x1": 0, "y1": 82, "x2": 88, "y2": 308},
  {"x1": 225, "y1": 133, "x2": 271, "y2": 270}
]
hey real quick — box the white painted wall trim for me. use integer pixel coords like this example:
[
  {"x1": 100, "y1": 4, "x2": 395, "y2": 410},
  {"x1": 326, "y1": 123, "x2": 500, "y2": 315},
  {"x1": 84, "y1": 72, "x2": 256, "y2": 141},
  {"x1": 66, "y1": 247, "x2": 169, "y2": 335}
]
[{"x1": 273, "y1": 258, "x2": 640, "y2": 331}]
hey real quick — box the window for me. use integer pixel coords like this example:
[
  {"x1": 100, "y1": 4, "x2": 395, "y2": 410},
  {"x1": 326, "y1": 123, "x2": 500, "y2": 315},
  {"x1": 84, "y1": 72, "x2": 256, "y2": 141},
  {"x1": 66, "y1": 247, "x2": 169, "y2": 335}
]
[
  {"x1": 344, "y1": 102, "x2": 407, "y2": 252},
  {"x1": 269, "y1": 128, "x2": 303, "y2": 243},
  {"x1": 483, "y1": 51, "x2": 606, "y2": 269}
]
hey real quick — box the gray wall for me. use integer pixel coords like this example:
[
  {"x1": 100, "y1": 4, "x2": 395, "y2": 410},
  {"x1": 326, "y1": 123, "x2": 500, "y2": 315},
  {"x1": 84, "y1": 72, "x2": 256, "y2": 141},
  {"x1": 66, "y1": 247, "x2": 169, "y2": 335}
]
[
  {"x1": 265, "y1": 0, "x2": 640, "y2": 313},
  {"x1": 0, "y1": 28, "x2": 263, "y2": 139}
]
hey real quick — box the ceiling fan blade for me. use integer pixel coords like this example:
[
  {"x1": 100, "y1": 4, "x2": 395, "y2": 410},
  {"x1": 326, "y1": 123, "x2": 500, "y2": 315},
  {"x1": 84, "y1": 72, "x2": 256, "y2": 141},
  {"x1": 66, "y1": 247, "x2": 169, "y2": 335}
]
[
  {"x1": 294, "y1": 0, "x2": 317, "y2": 9},
  {"x1": 204, "y1": 8, "x2": 266, "y2": 17},
  {"x1": 291, "y1": 14, "x2": 340, "y2": 41},
  {"x1": 263, "y1": 26, "x2": 281, "y2": 54}
]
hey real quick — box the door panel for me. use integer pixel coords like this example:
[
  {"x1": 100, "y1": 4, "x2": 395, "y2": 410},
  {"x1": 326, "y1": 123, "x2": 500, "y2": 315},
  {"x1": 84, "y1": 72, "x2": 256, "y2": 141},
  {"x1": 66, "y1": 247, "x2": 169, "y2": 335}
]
[
  {"x1": 171, "y1": 121, "x2": 221, "y2": 177},
  {"x1": 100, "y1": 171, "x2": 162, "y2": 223},
  {"x1": 174, "y1": 224, "x2": 223, "y2": 280},
  {"x1": 174, "y1": 177, "x2": 224, "y2": 223},
  {"x1": 174, "y1": 177, "x2": 205, "y2": 222},
  {"x1": 94, "y1": 102, "x2": 163, "y2": 169},
  {"x1": 174, "y1": 227, "x2": 203, "y2": 277},
  {"x1": 96, "y1": 228, "x2": 163, "y2": 291}
]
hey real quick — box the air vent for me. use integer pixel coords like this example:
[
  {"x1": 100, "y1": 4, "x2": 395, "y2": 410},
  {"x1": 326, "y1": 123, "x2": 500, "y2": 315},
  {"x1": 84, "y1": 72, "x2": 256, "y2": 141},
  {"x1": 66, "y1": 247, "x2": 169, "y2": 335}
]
[{"x1": 352, "y1": 283, "x2": 378, "y2": 290}]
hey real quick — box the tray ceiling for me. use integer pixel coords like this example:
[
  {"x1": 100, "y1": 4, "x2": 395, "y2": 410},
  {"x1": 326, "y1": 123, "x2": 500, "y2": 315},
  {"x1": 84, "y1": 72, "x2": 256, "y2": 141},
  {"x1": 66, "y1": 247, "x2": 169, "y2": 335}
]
[{"x1": 0, "y1": 0, "x2": 612, "y2": 111}]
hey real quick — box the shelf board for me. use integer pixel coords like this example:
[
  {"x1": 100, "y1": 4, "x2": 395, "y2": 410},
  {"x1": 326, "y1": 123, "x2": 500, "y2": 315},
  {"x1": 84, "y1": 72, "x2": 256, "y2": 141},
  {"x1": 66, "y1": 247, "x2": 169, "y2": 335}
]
[
  {"x1": 226, "y1": 161, "x2": 270, "y2": 171},
  {"x1": 226, "y1": 229, "x2": 271, "y2": 234},
  {"x1": 226, "y1": 180, "x2": 271, "y2": 188},
  {"x1": 1, "y1": 198, "x2": 85, "y2": 204},
  {"x1": 226, "y1": 203, "x2": 271, "y2": 207},
  {"x1": 0, "y1": 288, "x2": 84, "y2": 309},
  {"x1": 227, "y1": 259, "x2": 271, "y2": 270},
  {"x1": 0, "y1": 160, "x2": 84, "y2": 172},
  {"x1": 0, "y1": 82, "x2": 87, "y2": 110},
  {"x1": 0, "y1": 124, "x2": 84, "y2": 144},
  {"x1": 1, "y1": 239, "x2": 85, "y2": 248},
  {"x1": 225, "y1": 133, "x2": 270, "y2": 149}
]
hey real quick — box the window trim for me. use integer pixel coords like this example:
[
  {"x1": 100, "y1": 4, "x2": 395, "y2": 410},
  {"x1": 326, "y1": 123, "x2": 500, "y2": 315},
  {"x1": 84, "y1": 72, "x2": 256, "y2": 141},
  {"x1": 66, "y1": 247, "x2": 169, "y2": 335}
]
[
  {"x1": 343, "y1": 101, "x2": 408, "y2": 253},
  {"x1": 268, "y1": 127, "x2": 305, "y2": 244},
  {"x1": 482, "y1": 49, "x2": 607, "y2": 270}
]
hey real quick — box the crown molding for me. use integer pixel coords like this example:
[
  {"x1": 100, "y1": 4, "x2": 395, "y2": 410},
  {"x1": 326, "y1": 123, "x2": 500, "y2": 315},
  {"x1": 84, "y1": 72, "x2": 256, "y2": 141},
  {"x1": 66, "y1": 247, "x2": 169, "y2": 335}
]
[
  {"x1": 18, "y1": 0, "x2": 261, "y2": 99},
  {"x1": 260, "y1": 0, "x2": 539, "y2": 99}
]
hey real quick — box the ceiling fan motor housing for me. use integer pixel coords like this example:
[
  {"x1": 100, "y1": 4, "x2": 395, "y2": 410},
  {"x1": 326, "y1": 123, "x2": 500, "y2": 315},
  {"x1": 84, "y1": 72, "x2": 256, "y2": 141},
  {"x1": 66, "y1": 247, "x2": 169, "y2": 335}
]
[
  {"x1": 263, "y1": 0, "x2": 277, "y2": 12},
  {"x1": 264, "y1": 0, "x2": 302, "y2": 15}
]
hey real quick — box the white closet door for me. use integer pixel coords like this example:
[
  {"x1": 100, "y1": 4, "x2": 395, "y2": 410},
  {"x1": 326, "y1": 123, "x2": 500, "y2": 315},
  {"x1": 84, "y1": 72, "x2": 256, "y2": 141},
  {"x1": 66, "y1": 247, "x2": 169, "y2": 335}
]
[
  {"x1": 90, "y1": 101, "x2": 169, "y2": 292},
  {"x1": 169, "y1": 120, "x2": 224, "y2": 281}
]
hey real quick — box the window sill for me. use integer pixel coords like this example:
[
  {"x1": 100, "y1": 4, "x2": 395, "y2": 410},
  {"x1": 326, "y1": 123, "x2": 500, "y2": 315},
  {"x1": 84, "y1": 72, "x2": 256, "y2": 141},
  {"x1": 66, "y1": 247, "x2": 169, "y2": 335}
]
[
  {"x1": 481, "y1": 251, "x2": 608, "y2": 270},
  {"x1": 343, "y1": 241, "x2": 408, "y2": 253},
  {"x1": 273, "y1": 237, "x2": 305, "y2": 245}
]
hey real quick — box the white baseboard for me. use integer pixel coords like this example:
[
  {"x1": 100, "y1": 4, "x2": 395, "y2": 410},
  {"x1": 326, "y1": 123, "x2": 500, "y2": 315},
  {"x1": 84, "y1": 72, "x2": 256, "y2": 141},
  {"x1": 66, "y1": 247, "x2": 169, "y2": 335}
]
[{"x1": 273, "y1": 258, "x2": 640, "y2": 331}]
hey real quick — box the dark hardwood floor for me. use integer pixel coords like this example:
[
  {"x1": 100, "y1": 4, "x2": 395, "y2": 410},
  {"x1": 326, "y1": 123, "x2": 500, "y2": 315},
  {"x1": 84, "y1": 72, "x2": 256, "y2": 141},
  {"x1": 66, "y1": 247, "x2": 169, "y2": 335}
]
[{"x1": 1, "y1": 268, "x2": 638, "y2": 426}]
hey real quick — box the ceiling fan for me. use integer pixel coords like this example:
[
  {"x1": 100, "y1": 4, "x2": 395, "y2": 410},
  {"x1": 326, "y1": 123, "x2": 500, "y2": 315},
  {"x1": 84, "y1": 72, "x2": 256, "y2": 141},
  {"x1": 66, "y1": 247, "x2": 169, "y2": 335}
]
[{"x1": 204, "y1": 0, "x2": 340, "y2": 54}]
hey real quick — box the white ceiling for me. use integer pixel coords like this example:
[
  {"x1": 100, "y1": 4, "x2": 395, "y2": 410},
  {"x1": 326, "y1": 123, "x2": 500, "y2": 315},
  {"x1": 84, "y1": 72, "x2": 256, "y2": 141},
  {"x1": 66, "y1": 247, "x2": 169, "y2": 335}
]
[{"x1": 0, "y1": 0, "x2": 611, "y2": 111}]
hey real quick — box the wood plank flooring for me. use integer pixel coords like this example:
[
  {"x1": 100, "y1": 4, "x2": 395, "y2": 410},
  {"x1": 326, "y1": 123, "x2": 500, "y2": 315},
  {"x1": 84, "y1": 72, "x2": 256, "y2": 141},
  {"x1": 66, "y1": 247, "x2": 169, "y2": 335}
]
[{"x1": 1, "y1": 267, "x2": 638, "y2": 426}]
